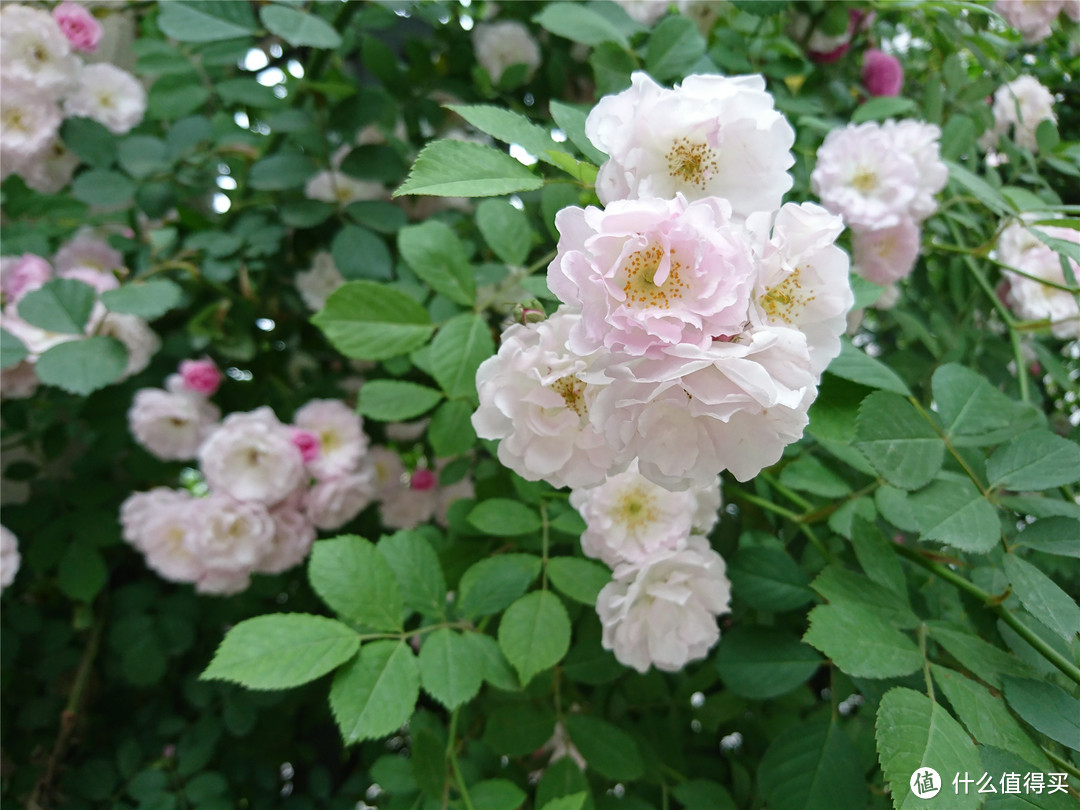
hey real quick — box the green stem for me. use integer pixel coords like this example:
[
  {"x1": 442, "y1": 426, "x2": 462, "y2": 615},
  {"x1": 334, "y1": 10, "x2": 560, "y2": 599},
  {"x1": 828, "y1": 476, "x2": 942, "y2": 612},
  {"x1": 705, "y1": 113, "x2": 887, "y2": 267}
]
[
  {"x1": 732, "y1": 489, "x2": 802, "y2": 522},
  {"x1": 918, "y1": 624, "x2": 935, "y2": 702},
  {"x1": 540, "y1": 501, "x2": 550, "y2": 591},
  {"x1": 893, "y1": 544, "x2": 1080, "y2": 687},
  {"x1": 446, "y1": 709, "x2": 475, "y2": 810},
  {"x1": 760, "y1": 470, "x2": 813, "y2": 511},
  {"x1": 1042, "y1": 746, "x2": 1080, "y2": 783}
]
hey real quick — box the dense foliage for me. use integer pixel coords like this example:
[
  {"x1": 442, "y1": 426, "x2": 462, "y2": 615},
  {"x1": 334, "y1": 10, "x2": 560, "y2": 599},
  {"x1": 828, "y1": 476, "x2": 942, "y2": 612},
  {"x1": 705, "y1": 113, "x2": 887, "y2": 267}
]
[{"x1": 1, "y1": 2, "x2": 1079, "y2": 810}]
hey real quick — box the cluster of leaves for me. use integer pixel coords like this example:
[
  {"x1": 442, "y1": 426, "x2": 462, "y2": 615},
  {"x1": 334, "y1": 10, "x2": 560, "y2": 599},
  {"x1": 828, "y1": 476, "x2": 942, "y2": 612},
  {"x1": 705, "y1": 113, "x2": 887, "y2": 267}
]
[{"x1": 2, "y1": 2, "x2": 1078, "y2": 810}]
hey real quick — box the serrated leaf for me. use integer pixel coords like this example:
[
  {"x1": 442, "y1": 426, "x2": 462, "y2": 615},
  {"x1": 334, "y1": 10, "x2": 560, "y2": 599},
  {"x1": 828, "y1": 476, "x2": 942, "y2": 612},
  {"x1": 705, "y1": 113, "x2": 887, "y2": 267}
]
[
  {"x1": 778, "y1": 455, "x2": 852, "y2": 498},
  {"x1": 1012, "y1": 517, "x2": 1080, "y2": 558},
  {"x1": 248, "y1": 152, "x2": 316, "y2": 191},
  {"x1": 876, "y1": 687, "x2": 983, "y2": 810},
  {"x1": 854, "y1": 391, "x2": 944, "y2": 490},
  {"x1": 430, "y1": 313, "x2": 493, "y2": 402},
  {"x1": 533, "y1": 3, "x2": 630, "y2": 47},
  {"x1": 158, "y1": 1, "x2": 256, "y2": 42},
  {"x1": 564, "y1": 714, "x2": 644, "y2": 781},
  {"x1": 395, "y1": 140, "x2": 543, "y2": 198},
  {"x1": 329, "y1": 640, "x2": 418, "y2": 744},
  {"x1": 461, "y1": 632, "x2": 520, "y2": 691},
  {"x1": 418, "y1": 628, "x2": 483, "y2": 709},
  {"x1": 727, "y1": 546, "x2": 814, "y2": 612},
  {"x1": 397, "y1": 221, "x2": 475, "y2": 306},
  {"x1": 926, "y1": 621, "x2": 1036, "y2": 690},
  {"x1": 100, "y1": 280, "x2": 183, "y2": 319},
  {"x1": 457, "y1": 554, "x2": 542, "y2": 619},
  {"x1": 980, "y1": 746, "x2": 1077, "y2": 810},
  {"x1": 548, "y1": 100, "x2": 607, "y2": 165},
  {"x1": 35, "y1": 337, "x2": 127, "y2": 395},
  {"x1": 470, "y1": 780, "x2": 526, "y2": 810},
  {"x1": 931, "y1": 363, "x2": 1043, "y2": 446},
  {"x1": 498, "y1": 591, "x2": 571, "y2": 685},
  {"x1": 260, "y1": 5, "x2": 341, "y2": 48},
  {"x1": 0, "y1": 328, "x2": 28, "y2": 370},
  {"x1": 546, "y1": 558, "x2": 610, "y2": 605},
  {"x1": 467, "y1": 499, "x2": 541, "y2": 536},
  {"x1": 357, "y1": 380, "x2": 443, "y2": 422},
  {"x1": 308, "y1": 536, "x2": 403, "y2": 631},
  {"x1": 646, "y1": 16, "x2": 706, "y2": 81},
  {"x1": 714, "y1": 626, "x2": 822, "y2": 700},
  {"x1": 428, "y1": 399, "x2": 477, "y2": 458},
  {"x1": 874, "y1": 485, "x2": 921, "y2": 532},
  {"x1": 759, "y1": 718, "x2": 866, "y2": 810},
  {"x1": 827, "y1": 339, "x2": 912, "y2": 396},
  {"x1": 201, "y1": 614, "x2": 359, "y2": 690},
  {"x1": 540, "y1": 793, "x2": 587, "y2": 810},
  {"x1": 1002, "y1": 554, "x2": 1080, "y2": 642},
  {"x1": 811, "y1": 566, "x2": 919, "y2": 628},
  {"x1": 910, "y1": 477, "x2": 999, "y2": 553},
  {"x1": 476, "y1": 199, "x2": 533, "y2": 266},
  {"x1": 446, "y1": 104, "x2": 570, "y2": 168},
  {"x1": 376, "y1": 530, "x2": 446, "y2": 619},
  {"x1": 17, "y1": 279, "x2": 96, "y2": 334},
  {"x1": 313, "y1": 281, "x2": 434, "y2": 361},
  {"x1": 988, "y1": 430, "x2": 1080, "y2": 491},
  {"x1": 332, "y1": 225, "x2": 393, "y2": 281},
  {"x1": 850, "y1": 516, "x2": 909, "y2": 597},
  {"x1": 1001, "y1": 677, "x2": 1080, "y2": 751},
  {"x1": 803, "y1": 604, "x2": 921, "y2": 678}
]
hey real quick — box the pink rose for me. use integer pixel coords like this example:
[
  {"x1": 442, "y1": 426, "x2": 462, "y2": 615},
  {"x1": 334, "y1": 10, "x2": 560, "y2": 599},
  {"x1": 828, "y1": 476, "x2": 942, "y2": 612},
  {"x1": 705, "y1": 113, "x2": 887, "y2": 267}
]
[
  {"x1": 179, "y1": 358, "x2": 222, "y2": 396},
  {"x1": 862, "y1": 49, "x2": 904, "y2": 97},
  {"x1": 1, "y1": 254, "x2": 51, "y2": 302},
  {"x1": 52, "y1": 2, "x2": 102, "y2": 53}
]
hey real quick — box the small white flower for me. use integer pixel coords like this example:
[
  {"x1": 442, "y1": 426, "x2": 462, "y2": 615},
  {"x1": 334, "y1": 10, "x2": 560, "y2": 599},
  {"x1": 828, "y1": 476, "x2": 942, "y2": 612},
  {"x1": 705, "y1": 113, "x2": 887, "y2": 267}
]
[
  {"x1": 0, "y1": 77, "x2": 63, "y2": 163},
  {"x1": 128, "y1": 387, "x2": 221, "y2": 461},
  {"x1": 304, "y1": 170, "x2": 383, "y2": 206},
  {"x1": 254, "y1": 505, "x2": 316, "y2": 575},
  {"x1": 295, "y1": 251, "x2": 345, "y2": 311},
  {"x1": 199, "y1": 407, "x2": 307, "y2": 505},
  {"x1": 120, "y1": 488, "x2": 204, "y2": 583},
  {"x1": 98, "y1": 313, "x2": 161, "y2": 380},
  {"x1": 0, "y1": 6, "x2": 78, "y2": 98},
  {"x1": 1, "y1": 525, "x2": 21, "y2": 589},
  {"x1": 19, "y1": 137, "x2": 79, "y2": 194},
  {"x1": 998, "y1": 220, "x2": 1080, "y2": 339},
  {"x1": 994, "y1": 0, "x2": 1066, "y2": 42},
  {"x1": 986, "y1": 75, "x2": 1056, "y2": 152},
  {"x1": 851, "y1": 219, "x2": 922, "y2": 285},
  {"x1": 473, "y1": 21, "x2": 541, "y2": 84},
  {"x1": 293, "y1": 398, "x2": 368, "y2": 480},
  {"x1": 64, "y1": 63, "x2": 146, "y2": 135},
  {"x1": 189, "y1": 493, "x2": 276, "y2": 575}
]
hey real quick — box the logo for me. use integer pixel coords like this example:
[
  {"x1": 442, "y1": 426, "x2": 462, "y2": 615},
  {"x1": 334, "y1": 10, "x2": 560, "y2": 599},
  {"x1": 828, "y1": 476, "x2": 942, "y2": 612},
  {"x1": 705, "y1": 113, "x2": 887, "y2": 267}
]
[{"x1": 911, "y1": 768, "x2": 941, "y2": 799}]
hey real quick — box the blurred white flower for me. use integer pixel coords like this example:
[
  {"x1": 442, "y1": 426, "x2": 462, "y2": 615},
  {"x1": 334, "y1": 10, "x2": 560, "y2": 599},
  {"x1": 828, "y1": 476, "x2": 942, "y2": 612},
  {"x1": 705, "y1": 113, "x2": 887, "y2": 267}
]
[{"x1": 64, "y1": 63, "x2": 146, "y2": 135}]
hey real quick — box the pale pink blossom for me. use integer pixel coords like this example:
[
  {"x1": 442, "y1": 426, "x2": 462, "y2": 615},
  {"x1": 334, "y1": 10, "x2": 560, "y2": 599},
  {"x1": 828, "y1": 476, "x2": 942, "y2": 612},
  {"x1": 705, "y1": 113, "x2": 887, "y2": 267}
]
[
  {"x1": 64, "y1": 63, "x2": 146, "y2": 135},
  {"x1": 254, "y1": 505, "x2": 316, "y2": 575},
  {"x1": 548, "y1": 196, "x2": 756, "y2": 359},
  {"x1": 293, "y1": 399, "x2": 367, "y2": 480},
  {"x1": 195, "y1": 568, "x2": 252, "y2": 596},
  {"x1": 369, "y1": 446, "x2": 406, "y2": 499},
  {"x1": 0, "y1": 6, "x2": 78, "y2": 98},
  {"x1": 862, "y1": 49, "x2": 903, "y2": 97},
  {"x1": 997, "y1": 221, "x2": 1080, "y2": 339},
  {"x1": 885, "y1": 120, "x2": 948, "y2": 222},
  {"x1": 1, "y1": 254, "x2": 52, "y2": 303},
  {"x1": 587, "y1": 72, "x2": 795, "y2": 218},
  {"x1": 690, "y1": 476, "x2": 723, "y2": 535},
  {"x1": 199, "y1": 407, "x2": 306, "y2": 505},
  {"x1": 53, "y1": 234, "x2": 123, "y2": 275},
  {"x1": 614, "y1": 0, "x2": 669, "y2": 24},
  {"x1": 120, "y1": 488, "x2": 204, "y2": 583},
  {"x1": 306, "y1": 470, "x2": 377, "y2": 530},
  {"x1": 472, "y1": 21, "x2": 541, "y2": 84},
  {"x1": 58, "y1": 266, "x2": 119, "y2": 294},
  {"x1": 53, "y1": 2, "x2": 102, "y2": 53},
  {"x1": 851, "y1": 219, "x2": 922, "y2": 285},
  {"x1": 295, "y1": 251, "x2": 345, "y2": 311},
  {"x1": 189, "y1": 494, "x2": 276, "y2": 575},
  {"x1": 0, "y1": 360, "x2": 39, "y2": 399},
  {"x1": 994, "y1": 0, "x2": 1066, "y2": 42},
  {"x1": 597, "y1": 537, "x2": 731, "y2": 673},
  {"x1": 985, "y1": 75, "x2": 1056, "y2": 153},
  {"x1": 128, "y1": 387, "x2": 220, "y2": 461},
  {"x1": 0, "y1": 78, "x2": 63, "y2": 162},
  {"x1": 1, "y1": 525, "x2": 20, "y2": 589},
  {"x1": 19, "y1": 137, "x2": 79, "y2": 193},
  {"x1": 179, "y1": 358, "x2": 221, "y2": 396},
  {"x1": 379, "y1": 485, "x2": 437, "y2": 530}
]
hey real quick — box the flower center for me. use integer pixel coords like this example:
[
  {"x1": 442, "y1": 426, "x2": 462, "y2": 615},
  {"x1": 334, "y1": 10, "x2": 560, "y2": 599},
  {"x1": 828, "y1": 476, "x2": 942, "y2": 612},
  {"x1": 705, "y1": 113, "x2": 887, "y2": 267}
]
[
  {"x1": 319, "y1": 429, "x2": 340, "y2": 452},
  {"x1": 614, "y1": 485, "x2": 658, "y2": 529},
  {"x1": 852, "y1": 167, "x2": 878, "y2": 193},
  {"x1": 549, "y1": 375, "x2": 586, "y2": 417},
  {"x1": 622, "y1": 244, "x2": 687, "y2": 310},
  {"x1": 760, "y1": 268, "x2": 813, "y2": 325},
  {"x1": 666, "y1": 137, "x2": 718, "y2": 189}
]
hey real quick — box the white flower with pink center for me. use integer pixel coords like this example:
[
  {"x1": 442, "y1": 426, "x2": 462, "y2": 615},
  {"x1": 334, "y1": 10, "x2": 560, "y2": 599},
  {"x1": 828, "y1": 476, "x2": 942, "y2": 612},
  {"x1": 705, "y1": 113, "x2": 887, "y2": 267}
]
[
  {"x1": 128, "y1": 387, "x2": 221, "y2": 461},
  {"x1": 64, "y1": 63, "x2": 146, "y2": 135},
  {"x1": 548, "y1": 196, "x2": 756, "y2": 359},
  {"x1": 199, "y1": 407, "x2": 306, "y2": 505},
  {"x1": 597, "y1": 536, "x2": 732, "y2": 673},
  {"x1": 472, "y1": 307, "x2": 614, "y2": 490},
  {"x1": 586, "y1": 72, "x2": 795, "y2": 218},
  {"x1": 570, "y1": 462, "x2": 696, "y2": 568},
  {"x1": 851, "y1": 219, "x2": 922, "y2": 286},
  {"x1": 293, "y1": 399, "x2": 368, "y2": 480}
]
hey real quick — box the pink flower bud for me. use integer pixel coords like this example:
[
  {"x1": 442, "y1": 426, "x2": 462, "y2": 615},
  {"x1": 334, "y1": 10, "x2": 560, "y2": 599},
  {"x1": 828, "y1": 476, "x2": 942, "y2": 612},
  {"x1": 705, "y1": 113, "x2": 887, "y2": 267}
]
[
  {"x1": 52, "y1": 2, "x2": 102, "y2": 53},
  {"x1": 178, "y1": 358, "x2": 222, "y2": 396},
  {"x1": 410, "y1": 468, "x2": 437, "y2": 492},
  {"x1": 290, "y1": 429, "x2": 321, "y2": 463},
  {"x1": 2, "y1": 254, "x2": 52, "y2": 303},
  {"x1": 862, "y1": 49, "x2": 904, "y2": 97}
]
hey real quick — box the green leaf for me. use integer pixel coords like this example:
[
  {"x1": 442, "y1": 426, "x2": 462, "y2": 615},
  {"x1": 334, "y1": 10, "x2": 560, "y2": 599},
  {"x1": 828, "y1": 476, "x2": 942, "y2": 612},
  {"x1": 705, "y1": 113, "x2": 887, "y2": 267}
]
[
  {"x1": 395, "y1": 140, "x2": 543, "y2": 198},
  {"x1": 428, "y1": 399, "x2": 477, "y2": 458},
  {"x1": 158, "y1": 1, "x2": 256, "y2": 42},
  {"x1": 100, "y1": 280, "x2": 183, "y2": 319},
  {"x1": 671, "y1": 780, "x2": 737, "y2": 810},
  {"x1": 1001, "y1": 676, "x2": 1080, "y2": 751},
  {"x1": 778, "y1": 455, "x2": 852, "y2": 498},
  {"x1": 1002, "y1": 554, "x2": 1080, "y2": 642},
  {"x1": 117, "y1": 136, "x2": 169, "y2": 178},
  {"x1": 0, "y1": 328, "x2": 28, "y2": 371},
  {"x1": 727, "y1": 546, "x2": 814, "y2": 612},
  {"x1": 909, "y1": 477, "x2": 999, "y2": 553},
  {"x1": 850, "y1": 517, "x2": 908, "y2": 597},
  {"x1": 332, "y1": 225, "x2": 393, "y2": 281},
  {"x1": 418, "y1": 628, "x2": 483, "y2": 710},
  {"x1": 461, "y1": 632, "x2": 520, "y2": 691},
  {"x1": 376, "y1": 530, "x2": 447, "y2": 619},
  {"x1": 313, "y1": 281, "x2": 435, "y2": 361},
  {"x1": 874, "y1": 485, "x2": 921, "y2": 532},
  {"x1": 987, "y1": 430, "x2": 1080, "y2": 491},
  {"x1": 446, "y1": 105, "x2": 570, "y2": 168},
  {"x1": 357, "y1": 380, "x2": 443, "y2": 422},
  {"x1": 540, "y1": 793, "x2": 587, "y2": 810},
  {"x1": 476, "y1": 199, "x2": 533, "y2": 266},
  {"x1": 215, "y1": 78, "x2": 279, "y2": 108},
  {"x1": 260, "y1": 5, "x2": 342, "y2": 48},
  {"x1": 827, "y1": 340, "x2": 912, "y2": 396},
  {"x1": 646, "y1": 16, "x2": 707, "y2": 82},
  {"x1": 714, "y1": 626, "x2": 822, "y2": 700},
  {"x1": 16, "y1": 279, "x2": 96, "y2": 334},
  {"x1": 533, "y1": 3, "x2": 630, "y2": 47},
  {"x1": 931, "y1": 363, "x2": 1043, "y2": 446},
  {"x1": 945, "y1": 159, "x2": 1011, "y2": 216},
  {"x1": 498, "y1": 591, "x2": 571, "y2": 685},
  {"x1": 35, "y1": 337, "x2": 127, "y2": 395},
  {"x1": 548, "y1": 100, "x2": 607, "y2": 165},
  {"x1": 926, "y1": 621, "x2": 1036, "y2": 690},
  {"x1": 469, "y1": 780, "x2": 526, "y2": 810},
  {"x1": 854, "y1": 391, "x2": 944, "y2": 490},
  {"x1": 876, "y1": 688, "x2": 983, "y2": 810},
  {"x1": 398, "y1": 222, "x2": 475, "y2": 306},
  {"x1": 980, "y1": 747, "x2": 1077, "y2": 810},
  {"x1": 811, "y1": 566, "x2": 919, "y2": 628},
  {"x1": 71, "y1": 168, "x2": 136, "y2": 207},
  {"x1": 759, "y1": 718, "x2": 866, "y2": 810},
  {"x1": 931, "y1": 665, "x2": 1050, "y2": 770},
  {"x1": 589, "y1": 42, "x2": 635, "y2": 96},
  {"x1": 1012, "y1": 517, "x2": 1080, "y2": 558},
  {"x1": 147, "y1": 74, "x2": 210, "y2": 120},
  {"x1": 546, "y1": 558, "x2": 610, "y2": 606},
  {"x1": 248, "y1": 152, "x2": 316, "y2": 191},
  {"x1": 329, "y1": 640, "x2": 419, "y2": 744},
  {"x1": 468, "y1": 499, "x2": 541, "y2": 536},
  {"x1": 61, "y1": 117, "x2": 116, "y2": 167},
  {"x1": 57, "y1": 542, "x2": 107, "y2": 602},
  {"x1": 803, "y1": 604, "x2": 922, "y2": 678},
  {"x1": 201, "y1": 614, "x2": 359, "y2": 690},
  {"x1": 851, "y1": 97, "x2": 919, "y2": 124},
  {"x1": 430, "y1": 314, "x2": 494, "y2": 402},
  {"x1": 564, "y1": 714, "x2": 644, "y2": 781},
  {"x1": 308, "y1": 536, "x2": 403, "y2": 631},
  {"x1": 457, "y1": 554, "x2": 542, "y2": 619}
]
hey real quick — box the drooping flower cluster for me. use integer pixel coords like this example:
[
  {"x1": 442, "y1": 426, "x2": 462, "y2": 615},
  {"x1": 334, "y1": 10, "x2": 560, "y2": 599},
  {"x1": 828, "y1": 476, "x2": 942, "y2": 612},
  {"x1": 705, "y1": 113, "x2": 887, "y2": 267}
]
[
  {"x1": 994, "y1": 0, "x2": 1080, "y2": 43},
  {"x1": 996, "y1": 219, "x2": 1080, "y2": 339},
  {"x1": 121, "y1": 361, "x2": 376, "y2": 594},
  {"x1": 981, "y1": 75, "x2": 1057, "y2": 154},
  {"x1": 812, "y1": 119, "x2": 947, "y2": 288},
  {"x1": 0, "y1": 3, "x2": 145, "y2": 192},
  {"x1": 474, "y1": 72, "x2": 853, "y2": 671},
  {"x1": 0, "y1": 232, "x2": 160, "y2": 398}
]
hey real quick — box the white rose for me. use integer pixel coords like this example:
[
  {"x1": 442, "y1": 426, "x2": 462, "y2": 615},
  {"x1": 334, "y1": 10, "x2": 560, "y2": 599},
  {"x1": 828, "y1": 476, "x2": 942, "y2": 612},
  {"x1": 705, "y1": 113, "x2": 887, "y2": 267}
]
[
  {"x1": 472, "y1": 21, "x2": 541, "y2": 84},
  {"x1": 293, "y1": 398, "x2": 368, "y2": 480},
  {"x1": 128, "y1": 387, "x2": 220, "y2": 461},
  {"x1": 199, "y1": 407, "x2": 306, "y2": 505},
  {"x1": 63, "y1": 63, "x2": 147, "y2": 135},
  {"x1": 306, "y1": 471, "x2": 376, "y2": 531}
]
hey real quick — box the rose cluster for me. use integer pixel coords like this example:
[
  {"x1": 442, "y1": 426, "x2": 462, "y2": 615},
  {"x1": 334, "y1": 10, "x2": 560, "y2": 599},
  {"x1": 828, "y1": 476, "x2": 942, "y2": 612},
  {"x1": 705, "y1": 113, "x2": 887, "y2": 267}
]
[
  {"x1": 0, "y1": 3, "x2": 146, "y2": 193},
  {"x1": 1, "y1": 231, "x2": 160, "y2": 398},
  {"x1": 121, "y1": 360, "x2": 376, "y2": 595},
  {"x1": 981, "y1": 75, "x2": 1057, "y2": 156},
  {"x1": 996, "y1": 219, "x2": 1080, "y2": 339},
  {"x1": 474, "y1": 72, "x2": 854, "y2": 671},
  {"x1": 811, "y1": 119, "x2": 948, "y2": 289}
]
